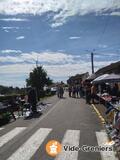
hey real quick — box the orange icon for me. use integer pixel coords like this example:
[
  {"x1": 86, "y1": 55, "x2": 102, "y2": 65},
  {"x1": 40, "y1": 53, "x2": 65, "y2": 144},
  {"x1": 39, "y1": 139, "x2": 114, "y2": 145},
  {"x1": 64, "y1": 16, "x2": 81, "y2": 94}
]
[{"x1": 46, "y1": 140, "x2": 62, "y2": 157}]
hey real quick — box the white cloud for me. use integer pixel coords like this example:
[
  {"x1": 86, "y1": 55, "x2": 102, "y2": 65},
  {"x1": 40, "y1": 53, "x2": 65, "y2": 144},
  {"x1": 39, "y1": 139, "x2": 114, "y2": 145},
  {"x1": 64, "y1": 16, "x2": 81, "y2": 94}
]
[
  {"x1": 0, "y1": 0, "x2": 120, "y2": 27},
  {"x1": 0, "y1": 56, "x2": 23, "y2": 63},
  {"x1": 0, "y1": 64, "x2": 32, "y2": 74},
  {"x1": 22, "y1": 52, "x2": 74, "y2": 63},
  {"x1": 2, "y1": 27, "x2": 19, "y2": 29},
  {"x1": 0, "y1": 18, "x2": 28, "y2": 21},
  {"x1": 0, "y1": 51, "x2": 117, "y2": 66},
  {"x1": 0, "y1": 78, "x2": 25, "y2": 87},
  {"x1": 0, "y1": 51, "x2": 117, "y2": 73},
  {"x1": 16, "y1": 36, "x2": 25, "y2": 40},
  {"x1": 1, "y1": 26, "x2": 20, "y2": 33},
  {"x1": 4, "y1": 30, "x2": 9, "y2": 32},
  {"x1": 1, "y1": 26, "x2": 30, "y2": 33},
  {"x1": 0, "y1": 60, "x2": 116, "y2": 78},
  {"x1": 2, "y1": 61, "x2": 101, "y2": 87},
  {"x1": 43, "y1": 60, "x2": 117, "y2": 78},
  {"x1": 51, "y1": 22, "x2": 64, "y2": 28},
  {"x1": 1, "y1": 49, "x2": 22, "y2": 53},
  {"x1": 69, "y1": 36, "x2": 81, "y2": 40},
  {"x1": 0, "y1": 73, "x2": 28, "y2": 87},
  {"x1": 98, "y1": 44, "x2": 108, "y2": 48},
  {"x1": 110, "y1": 12, "x2": 120, "y2": 16},
  {"x1": 0, "y1": 52, "x2": 74, "y2": 64},
  {"x1": 0, "y1": 50, "x2": 117, "y2": 86},
  {"x1": 57, "y1": 49, "x2": 65, "y2": 52}
]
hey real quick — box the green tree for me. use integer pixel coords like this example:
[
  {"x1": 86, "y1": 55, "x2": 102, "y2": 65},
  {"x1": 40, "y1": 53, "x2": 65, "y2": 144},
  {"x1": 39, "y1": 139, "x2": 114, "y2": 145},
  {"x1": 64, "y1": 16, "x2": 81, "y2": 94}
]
[{"x1": 26, "y1": 66, "x2": 52, "y2": 99}]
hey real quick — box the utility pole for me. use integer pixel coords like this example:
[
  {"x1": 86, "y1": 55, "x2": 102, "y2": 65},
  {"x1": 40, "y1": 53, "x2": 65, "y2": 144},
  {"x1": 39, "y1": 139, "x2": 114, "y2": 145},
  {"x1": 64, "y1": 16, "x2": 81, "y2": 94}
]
[
  {"x1": 36, "y1": 56, "x2": 38, "y2": 68},
  {"x1": 91, "y1": 52, "x2": 94, "y2": 74},
  {"x1": 35, "y1": 56, "x2": 39, "y2": 101}
]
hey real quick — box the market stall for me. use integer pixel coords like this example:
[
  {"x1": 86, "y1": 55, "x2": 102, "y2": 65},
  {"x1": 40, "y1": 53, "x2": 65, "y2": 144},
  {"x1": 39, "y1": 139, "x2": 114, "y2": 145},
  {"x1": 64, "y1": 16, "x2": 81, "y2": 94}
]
[
  {"x1": 92, "y1": 73, "x2": 120, "y2": 152},
  {"x1": 92, "y1": 73, "x2": 120, "y2": 107}
]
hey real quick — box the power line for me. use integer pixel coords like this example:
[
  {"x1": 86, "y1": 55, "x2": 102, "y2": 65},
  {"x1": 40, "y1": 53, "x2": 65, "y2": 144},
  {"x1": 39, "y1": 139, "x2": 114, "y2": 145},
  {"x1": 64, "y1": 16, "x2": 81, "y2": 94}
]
[
  {"x1": 95, "y1": 43, "x2": 120, "y2": 52},
  {"x1": 97, "y1": 16, "x2": 110, "y2": 47},
  {"x1": 94, "y1": 0, "x2": 115, "y2": 51}
]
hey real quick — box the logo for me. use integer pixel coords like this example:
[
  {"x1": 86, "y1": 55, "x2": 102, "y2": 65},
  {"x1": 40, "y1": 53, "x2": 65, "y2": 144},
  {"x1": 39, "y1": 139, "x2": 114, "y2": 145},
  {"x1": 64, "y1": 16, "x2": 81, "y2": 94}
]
[{"x1": 46, "y1": 140, "x2": 62, "y2": 157}]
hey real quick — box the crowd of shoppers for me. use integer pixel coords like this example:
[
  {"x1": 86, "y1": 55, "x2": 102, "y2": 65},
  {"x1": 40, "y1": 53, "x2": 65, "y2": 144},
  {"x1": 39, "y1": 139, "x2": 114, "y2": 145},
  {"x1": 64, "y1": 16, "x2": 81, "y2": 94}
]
[
  {"x1": 68, "y1": 84, "x2": 84, "y2": 98},
  {"x1": 68, "y1": 80, "x2": 97, "y2": 104},
  {"x1": 68, "y1": 80, "x2": 120, "y2": 104}
]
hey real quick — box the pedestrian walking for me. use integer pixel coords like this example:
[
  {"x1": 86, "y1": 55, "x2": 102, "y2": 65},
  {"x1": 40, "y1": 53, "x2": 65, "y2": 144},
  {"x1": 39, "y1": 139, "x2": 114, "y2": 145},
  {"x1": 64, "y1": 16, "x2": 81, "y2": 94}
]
[
  {"x1": 76, "y1": 85, "x2": 79, "y2": 98},
  {"x1": 91, "y1": 84, "x2": 96, "y2": 104},
  {"x1": 68, "y1": 85, "x2": 72, "y2": 97},
  {"x1": 85, "y1": 83, "x2": 91, "y2": 104},
  {"x1": 59, "y1": 85, "x2": 64, "y2": 98},
  {"x1": 57, "y1": 85, "x2": 60, "y2": 98},
  {"x1": 28, "y1": 87, "x2": 37, "y2": 113},
  {"x1": 79, "y1": 83, "x2": 83, "y2": 98},
  {"x1": 72, "y1": 85, "x2": 76, "y2": 98}
]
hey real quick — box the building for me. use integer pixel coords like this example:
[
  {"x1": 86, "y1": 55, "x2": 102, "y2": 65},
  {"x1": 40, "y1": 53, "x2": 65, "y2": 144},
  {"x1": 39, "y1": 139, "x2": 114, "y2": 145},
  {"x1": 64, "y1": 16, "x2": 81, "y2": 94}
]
[{"x1": 67, "y1": 72, "x2": 89, "y2": 85}]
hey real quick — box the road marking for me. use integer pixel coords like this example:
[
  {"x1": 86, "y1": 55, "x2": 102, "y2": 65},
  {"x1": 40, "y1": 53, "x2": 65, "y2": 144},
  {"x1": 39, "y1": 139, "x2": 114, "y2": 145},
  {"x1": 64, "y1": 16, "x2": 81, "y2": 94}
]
[
  {"x1": 55, "y1": 130, "x2": 80, "y2": 160},
  {"x1": 0, "y1": 128, "x2": 4, "y2": 131},
  {"x1": 0, "y1": 127, "x2": 26, "y2": 148},
  {"x1": 92, "y1": 104, "x2": 105, "y2": 124},
  {"x1": 7, "y1": 128, "x2": 52, "y2": 160},
  {"x1": 96, "y1": 131, "x2": 118, "y2": 160}
]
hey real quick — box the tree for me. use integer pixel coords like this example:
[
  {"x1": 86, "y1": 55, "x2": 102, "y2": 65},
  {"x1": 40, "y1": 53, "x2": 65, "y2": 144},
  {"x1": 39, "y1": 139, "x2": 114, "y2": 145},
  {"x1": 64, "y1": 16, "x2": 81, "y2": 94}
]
[{"x1": 26, "y1": 66, "x2": 52, "y2": 99}]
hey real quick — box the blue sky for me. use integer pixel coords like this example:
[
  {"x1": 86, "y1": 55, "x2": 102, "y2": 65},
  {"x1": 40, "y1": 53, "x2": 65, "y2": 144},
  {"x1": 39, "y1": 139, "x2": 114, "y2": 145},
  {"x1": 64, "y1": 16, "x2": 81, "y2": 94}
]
[{"x1": 0, "y1": 0, "x2": 120, "y2": 87}]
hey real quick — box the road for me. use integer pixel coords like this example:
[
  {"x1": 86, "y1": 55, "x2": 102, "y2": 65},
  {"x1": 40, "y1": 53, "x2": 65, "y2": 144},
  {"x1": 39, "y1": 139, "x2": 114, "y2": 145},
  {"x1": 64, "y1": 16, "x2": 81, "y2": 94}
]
[{"x1": 0, "y1": 93, "x2": 118, "y2": 160}]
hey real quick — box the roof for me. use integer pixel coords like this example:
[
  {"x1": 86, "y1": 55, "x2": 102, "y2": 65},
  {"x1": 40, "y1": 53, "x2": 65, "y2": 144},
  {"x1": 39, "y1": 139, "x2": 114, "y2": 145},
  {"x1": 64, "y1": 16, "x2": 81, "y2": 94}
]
[
  {"x1": 95, "y1": 61, "x2": 120, "y2": 76},
  {"x1": 67, "y1": 72, "x2": 89, "y2": 84}
]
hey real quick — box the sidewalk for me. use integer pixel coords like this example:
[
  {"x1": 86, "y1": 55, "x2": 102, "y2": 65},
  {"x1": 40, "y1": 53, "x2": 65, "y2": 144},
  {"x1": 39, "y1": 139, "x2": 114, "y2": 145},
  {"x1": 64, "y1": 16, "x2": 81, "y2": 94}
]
[{"x1": 0, "y1": 94, "x2": 60, "y2": 128}]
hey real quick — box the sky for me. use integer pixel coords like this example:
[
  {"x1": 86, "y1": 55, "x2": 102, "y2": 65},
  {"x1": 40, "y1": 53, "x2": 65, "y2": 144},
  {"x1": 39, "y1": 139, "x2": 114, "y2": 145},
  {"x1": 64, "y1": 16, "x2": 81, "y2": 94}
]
[{"x1": 0, "y1": 0, "x2": 120, "y2": 87}]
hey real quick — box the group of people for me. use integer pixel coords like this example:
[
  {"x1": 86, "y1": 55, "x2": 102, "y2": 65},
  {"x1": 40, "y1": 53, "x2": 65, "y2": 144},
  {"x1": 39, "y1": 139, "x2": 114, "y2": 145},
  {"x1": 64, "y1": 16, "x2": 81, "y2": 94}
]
[
  {"x1": 68, "y1": 81, "x2": 97, "y2": 104},
  {"x1": 68, "y1": 80, "x2": 120, "y2": 104},
  {"x1": 17, "y1": 87, "x2": 38, "y2": 115},
  {"x1": 68, "y1": 85, "x2": 83, "y2": 98},
  {"x1": 57, "y1": 84, "x2": 64, "y2": 98},
  {"x1": 7, "y1": 87, "x2": 38, "y2": 119}
]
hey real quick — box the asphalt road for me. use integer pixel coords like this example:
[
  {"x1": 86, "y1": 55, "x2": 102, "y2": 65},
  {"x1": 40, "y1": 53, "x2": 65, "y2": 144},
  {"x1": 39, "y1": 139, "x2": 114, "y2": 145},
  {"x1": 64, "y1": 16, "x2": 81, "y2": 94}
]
[{"x1": 0, "y1": 93, "x2": 118, "y2": 160}]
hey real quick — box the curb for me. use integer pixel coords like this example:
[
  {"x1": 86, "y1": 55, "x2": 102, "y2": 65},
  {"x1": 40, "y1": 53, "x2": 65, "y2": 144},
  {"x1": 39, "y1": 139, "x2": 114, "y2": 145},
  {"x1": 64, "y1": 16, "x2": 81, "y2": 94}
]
[{"x1": 91, "y1": 104, "x2": 105, "y2": 124}]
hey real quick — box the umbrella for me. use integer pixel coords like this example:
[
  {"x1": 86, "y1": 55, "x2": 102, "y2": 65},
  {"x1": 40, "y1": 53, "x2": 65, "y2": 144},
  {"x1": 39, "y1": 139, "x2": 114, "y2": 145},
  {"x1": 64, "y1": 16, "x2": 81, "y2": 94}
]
[{"x1": 92, "y1": 73, "x2": 120, "y2": 83}]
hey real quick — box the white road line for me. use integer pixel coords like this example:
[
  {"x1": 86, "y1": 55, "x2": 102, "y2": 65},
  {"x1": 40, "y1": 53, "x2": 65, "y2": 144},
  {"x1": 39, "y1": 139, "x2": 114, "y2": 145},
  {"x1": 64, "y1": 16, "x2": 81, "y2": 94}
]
[
  {"x1": 0, "y1": 128, "x2": 4, "y2": 131},
  {"x1": 55, "y1": 130, "x2": 80, "y2": 160},
  {"x1": 7, "y1": 128, "x2": 52, "y2": 160},
  {"x1": 0, "y1": 127, "x2": 26, "y2": 148},
  {"x1": 96, "y1": 131, "x2": 118, "y2": 160}
]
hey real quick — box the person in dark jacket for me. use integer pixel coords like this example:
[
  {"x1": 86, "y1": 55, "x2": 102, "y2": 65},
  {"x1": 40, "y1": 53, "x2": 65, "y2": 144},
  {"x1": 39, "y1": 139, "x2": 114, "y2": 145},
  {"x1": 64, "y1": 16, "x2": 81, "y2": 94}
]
[
  {"x1": 68, "y1": 85, "x2": 72, "y2": 97},
  {"x1": 91, "y1": 84, "x2": 96, "y2": 104},
  {"x1": 59, "y1": 85, "x2": 64, "y2": 98},
  {"x1": 85, "y1": 83, "x2": 91, "y2": 104},
  {"x1": 28, "y1": 87, "x2": 37, "y2": 113},
  {"x1": 111, "y1": 83, "x2": 119, "y2": 97}
]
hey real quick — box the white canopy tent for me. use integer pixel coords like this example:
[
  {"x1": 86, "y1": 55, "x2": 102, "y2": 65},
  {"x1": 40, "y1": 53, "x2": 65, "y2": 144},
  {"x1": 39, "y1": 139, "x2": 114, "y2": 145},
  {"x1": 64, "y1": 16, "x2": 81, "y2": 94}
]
[{"x1": 92, "y1": 73, "x2": 120, "y2": 83}]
